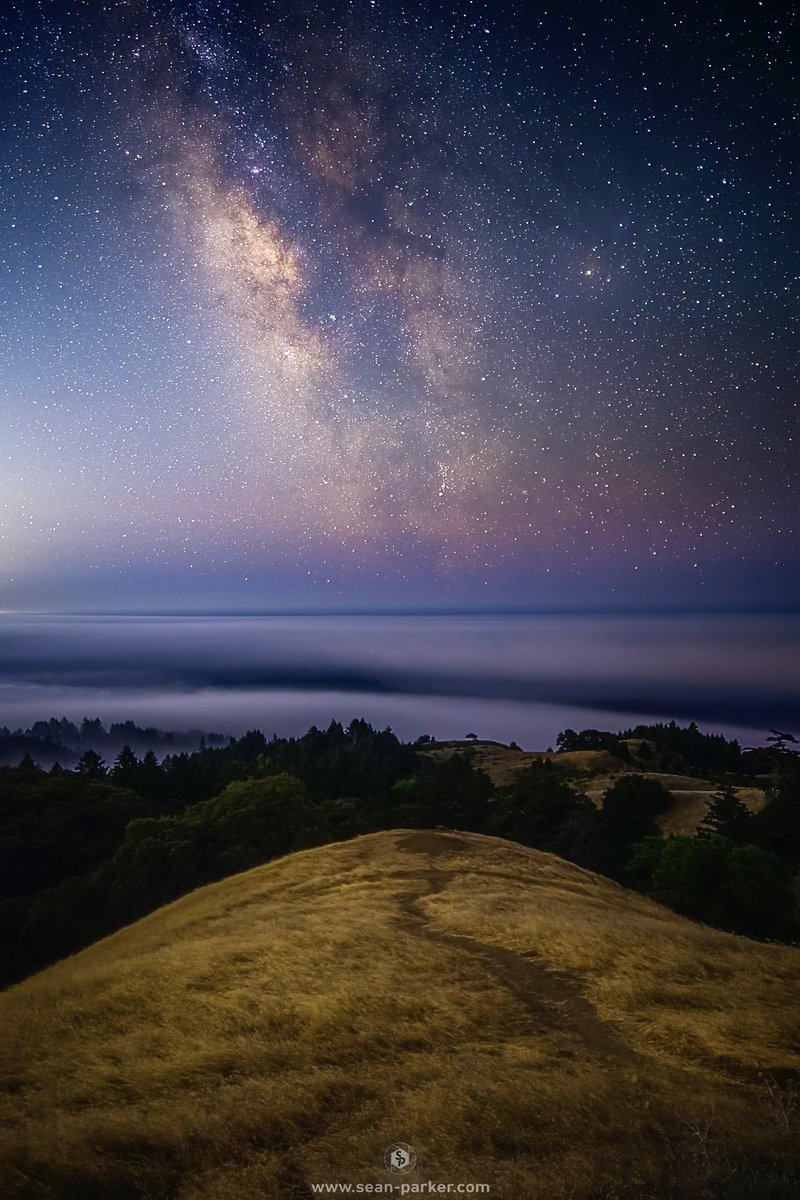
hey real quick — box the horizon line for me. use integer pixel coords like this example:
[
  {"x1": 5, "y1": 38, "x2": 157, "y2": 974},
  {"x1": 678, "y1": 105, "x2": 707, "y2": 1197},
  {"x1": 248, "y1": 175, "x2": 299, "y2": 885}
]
[{"x1": 2, "y1": 606, "x2": 800, "y2": 619}]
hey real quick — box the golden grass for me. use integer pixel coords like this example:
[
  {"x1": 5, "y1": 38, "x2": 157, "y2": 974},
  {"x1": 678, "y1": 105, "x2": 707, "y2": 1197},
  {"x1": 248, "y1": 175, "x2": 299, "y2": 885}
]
[{"x1": 1, "y1": 830, "x2": 798, "y2": 1199}]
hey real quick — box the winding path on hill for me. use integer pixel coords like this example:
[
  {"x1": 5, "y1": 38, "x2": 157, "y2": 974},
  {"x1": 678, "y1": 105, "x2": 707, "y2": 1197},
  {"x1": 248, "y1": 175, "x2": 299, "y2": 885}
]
[{"x1": 391, "y1": 830, "x2": 641, "y2": 1068}]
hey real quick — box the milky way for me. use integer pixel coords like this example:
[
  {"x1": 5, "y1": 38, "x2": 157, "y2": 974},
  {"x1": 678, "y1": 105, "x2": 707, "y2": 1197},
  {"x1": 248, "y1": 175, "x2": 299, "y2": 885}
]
[{"x1": 0, "y1": 1, "x2": 797, "y2": 610}]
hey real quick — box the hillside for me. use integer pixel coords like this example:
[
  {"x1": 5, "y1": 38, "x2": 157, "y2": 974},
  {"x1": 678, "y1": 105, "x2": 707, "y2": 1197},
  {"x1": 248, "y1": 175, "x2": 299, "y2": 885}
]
[
  {"x1": 1, "y1": 830, "x2": 799, "y2": 1199},
  {"x1": 426, "y1": 740, "x2": 768, "y2": 833}
]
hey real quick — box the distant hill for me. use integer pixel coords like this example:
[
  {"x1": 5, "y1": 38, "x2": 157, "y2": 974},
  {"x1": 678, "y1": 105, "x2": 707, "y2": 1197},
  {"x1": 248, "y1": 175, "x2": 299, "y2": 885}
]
[
  {"x1": 426, "y1": 740, "x2": 769, "y2": 834},
  {"x1": 1, "y1": 830, "x2": 798, "y2": 1199}
]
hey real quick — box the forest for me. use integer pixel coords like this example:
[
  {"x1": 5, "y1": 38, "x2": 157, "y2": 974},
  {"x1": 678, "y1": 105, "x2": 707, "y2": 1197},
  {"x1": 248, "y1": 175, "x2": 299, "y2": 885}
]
[
  {"x1": 0, "y1": 717, "x2": 227, "y2": 768},
  {"x1": 0, "y1": 719, "x2": 798, "y2": 988}
]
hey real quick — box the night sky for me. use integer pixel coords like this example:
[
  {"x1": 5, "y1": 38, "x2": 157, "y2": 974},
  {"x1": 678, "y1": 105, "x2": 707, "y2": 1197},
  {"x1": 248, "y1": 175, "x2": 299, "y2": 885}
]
[{"x1": 1, "y1": 0, "x2": 797, "y2": 612}]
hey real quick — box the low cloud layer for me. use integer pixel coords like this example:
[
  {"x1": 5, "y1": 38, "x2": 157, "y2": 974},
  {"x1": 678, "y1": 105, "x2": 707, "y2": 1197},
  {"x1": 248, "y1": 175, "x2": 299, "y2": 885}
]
[{"x1": 2, "y1": 614, "x2": 797, "y2": 735}]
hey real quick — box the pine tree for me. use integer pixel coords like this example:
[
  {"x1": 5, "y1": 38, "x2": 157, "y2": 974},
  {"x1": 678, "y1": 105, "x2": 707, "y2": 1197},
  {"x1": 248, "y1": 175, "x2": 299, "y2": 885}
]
[
  {"x1": 112, "y1": 745, "x2": 140, "y2": 787},
  {"x1": 700, "y1": 784, "x2": 753, "y2": 844},
  {"x1": 76, "y1": 749, "x2": 107, "y2": 779}
]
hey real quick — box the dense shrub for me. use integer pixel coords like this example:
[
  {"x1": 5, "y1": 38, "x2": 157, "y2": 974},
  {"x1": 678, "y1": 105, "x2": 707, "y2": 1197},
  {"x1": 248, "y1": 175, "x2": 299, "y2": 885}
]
[{"x1": 630, "y1": 834, "x2": 798, "y2": 940}]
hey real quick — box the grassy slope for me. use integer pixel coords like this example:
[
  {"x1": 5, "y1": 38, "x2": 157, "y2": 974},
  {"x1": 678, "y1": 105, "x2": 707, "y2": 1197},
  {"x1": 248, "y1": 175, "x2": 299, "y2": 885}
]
[
  {"x1": 1, "y1": 830, "x2": 799, "y2": 1200},
  {"x1": 426, "y1": 741, "x2": 768, "y2": 833}
]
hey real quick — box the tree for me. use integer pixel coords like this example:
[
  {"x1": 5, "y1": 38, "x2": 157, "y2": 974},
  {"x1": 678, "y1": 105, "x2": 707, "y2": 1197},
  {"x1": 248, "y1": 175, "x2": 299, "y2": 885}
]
[
  {"x1": 186, "y1": 773, "x2": 317, "y2": 863},
  {"x1": 100, "y1": 817, "x2": 201, "y2": 919},
  {"x1": 76, "y1": 749, "x2": 107, "y2": 779},
  {"x1": 700, "y1": 784, "x2": 754, "y2": 844},
  {"x1": 555, "y1": 728, "x2": 631, "y2": 762},
  {"x1": 620, "y1": 721, "x2": 742, "y2": 773},
  {"x1": 96, "y1": 773, "x2": 318, "y2": 929},
  {"x1": 136, "y1": 750, "x2": 166, "y2": 800},
  {"x1": 630, "y1": 834, "x2": 797, "y2": 941},
  {"x1": 488, "y1": 762, "x2": 595, "y2": 861},
  {"x1": 390, "y1": 754, "x2": 493, "y2": 831},
  {"x1": 629, "y1": 836, "x2": 727, "y2": 921},
  {"x1": 236, "y1": 730, "x2": 270, "y2": 761},
  {"x1": 766, "y1": 730, "x2": 799, "y2": 756},
  {"x1": 755, "y1": 766, "x2": 800, "y2": 867},
  {"x1": 111, "y1": 744, "x2": 140, "y2": 787},
  {"x1": 595, "y1": 774, "x2": 673, "y2": 880}
]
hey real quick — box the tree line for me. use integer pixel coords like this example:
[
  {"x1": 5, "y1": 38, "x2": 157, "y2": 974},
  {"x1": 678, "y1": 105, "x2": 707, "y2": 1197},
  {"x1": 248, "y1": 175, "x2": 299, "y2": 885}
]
[{"x1": 0, "y1": 717, "x2": 227, "y2": 769}]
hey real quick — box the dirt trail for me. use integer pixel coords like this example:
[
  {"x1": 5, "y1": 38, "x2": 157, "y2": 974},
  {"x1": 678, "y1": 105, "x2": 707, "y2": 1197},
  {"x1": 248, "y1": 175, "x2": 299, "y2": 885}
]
[{"x1": 392, "y1": 832, "x2": 639, "y2": 1066}]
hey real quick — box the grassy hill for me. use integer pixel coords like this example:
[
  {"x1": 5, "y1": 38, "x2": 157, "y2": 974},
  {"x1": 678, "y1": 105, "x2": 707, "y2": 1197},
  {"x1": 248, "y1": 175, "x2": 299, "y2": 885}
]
[
  {"x1": 426, "y1": 740, "x2": 769, "y2": 834},
  {"x1": 1, "y1": 830, "x2": 799, "y2": 1200}
]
